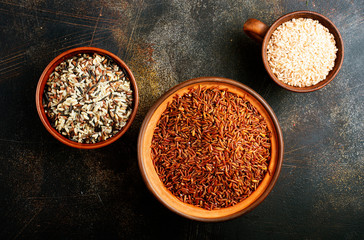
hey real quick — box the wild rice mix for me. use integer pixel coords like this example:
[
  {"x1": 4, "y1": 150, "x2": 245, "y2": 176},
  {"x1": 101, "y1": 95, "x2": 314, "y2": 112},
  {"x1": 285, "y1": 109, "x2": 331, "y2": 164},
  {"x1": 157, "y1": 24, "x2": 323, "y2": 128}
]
[
  {"x1": 151, "y1": 87, "x2": 271, "y2": 210},
  {"x1": 43, "y1": 53, "x2": 133, "y2": 143},
  {"x1": 267, "y1": 18, "x2": 338, "y2": 87}
]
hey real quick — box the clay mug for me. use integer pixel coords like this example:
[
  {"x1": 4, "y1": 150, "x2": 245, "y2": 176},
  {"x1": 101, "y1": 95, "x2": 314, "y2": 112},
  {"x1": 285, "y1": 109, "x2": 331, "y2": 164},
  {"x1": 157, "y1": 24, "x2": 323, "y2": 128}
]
[{"x1": 243, "y1": 11, "x2": 344, "y2": 92}]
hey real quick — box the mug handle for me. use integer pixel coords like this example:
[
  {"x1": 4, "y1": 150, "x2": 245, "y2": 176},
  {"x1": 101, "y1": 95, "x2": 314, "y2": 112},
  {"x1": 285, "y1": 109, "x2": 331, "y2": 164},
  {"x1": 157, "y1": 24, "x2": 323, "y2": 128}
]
[{"x1": 243, "y1": 19, "x2": 269, "y2": 43}]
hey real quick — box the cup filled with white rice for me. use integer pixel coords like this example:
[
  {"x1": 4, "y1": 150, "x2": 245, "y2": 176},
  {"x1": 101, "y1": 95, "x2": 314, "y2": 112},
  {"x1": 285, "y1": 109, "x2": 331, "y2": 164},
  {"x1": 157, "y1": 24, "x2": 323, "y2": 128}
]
[{"x1": 244, "y1": 11, "x2": 344, "y2": 92}]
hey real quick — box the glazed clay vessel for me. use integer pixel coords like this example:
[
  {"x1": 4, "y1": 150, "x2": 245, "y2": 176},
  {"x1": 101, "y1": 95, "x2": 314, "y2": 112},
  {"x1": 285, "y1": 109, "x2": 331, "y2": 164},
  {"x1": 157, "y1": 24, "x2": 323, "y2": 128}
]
[
  {"x1": 138, "y1": 77, "x2": 284, "y2": 222},
  {"x1": 36, "y1": 47, "x2": 139, "y2": 149},
  {"x1": 243, "y1": 11, "x2": 344, "y2": 92}
]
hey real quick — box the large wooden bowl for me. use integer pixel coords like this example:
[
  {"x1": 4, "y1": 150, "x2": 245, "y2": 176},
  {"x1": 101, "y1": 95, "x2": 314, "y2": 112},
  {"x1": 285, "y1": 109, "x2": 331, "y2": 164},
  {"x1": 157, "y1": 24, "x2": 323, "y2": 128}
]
[
  {"x1": 138, "y1": 77, "x2": 284, "y2": 221},
  {"x1": 36, "y1": 47, "x2": 139, "y2": 149},
  {"x1": 244, "y1": 11, "x2": 344, "y2": 92}
]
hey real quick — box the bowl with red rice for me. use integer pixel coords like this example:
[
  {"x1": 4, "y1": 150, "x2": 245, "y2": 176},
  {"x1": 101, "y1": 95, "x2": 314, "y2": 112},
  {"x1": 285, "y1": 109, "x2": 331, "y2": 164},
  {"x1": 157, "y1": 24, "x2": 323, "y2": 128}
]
[{"x1": 138, "y1": 77, "x2": 284, "y2": 221}]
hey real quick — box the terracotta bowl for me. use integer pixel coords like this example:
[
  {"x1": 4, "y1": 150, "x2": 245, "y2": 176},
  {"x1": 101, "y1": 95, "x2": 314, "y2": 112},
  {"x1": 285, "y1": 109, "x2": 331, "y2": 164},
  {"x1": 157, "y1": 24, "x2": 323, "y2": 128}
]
[
  {"x1": 138, "y1": 77, "x2": 284, "y2": 221},
  {"x1": 243, "y1": 11, "x2": 344, "y2": 92},
  {"x1": 36, "y1": 47, "x2": 139, "y2": 149}
]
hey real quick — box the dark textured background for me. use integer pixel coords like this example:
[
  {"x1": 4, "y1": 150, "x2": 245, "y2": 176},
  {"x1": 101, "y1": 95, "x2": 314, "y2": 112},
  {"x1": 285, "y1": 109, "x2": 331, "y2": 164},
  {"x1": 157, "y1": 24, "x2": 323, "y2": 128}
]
[{"x1": 0, "y1": 0, "x2": 363, "y2": 239}]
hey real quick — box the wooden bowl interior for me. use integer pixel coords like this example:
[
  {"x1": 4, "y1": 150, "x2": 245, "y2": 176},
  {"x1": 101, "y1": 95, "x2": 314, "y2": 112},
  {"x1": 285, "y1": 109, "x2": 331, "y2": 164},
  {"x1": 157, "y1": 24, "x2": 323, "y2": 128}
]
[
  {"x1": 138, "y1": 78, "x2": 283, "y2": 221},
  {"x1": 262, "y1": 11, "x2": 344, "y2": 92},
  {"x1": 36, "y1": 47, "x2": 139, "y2": 149}
]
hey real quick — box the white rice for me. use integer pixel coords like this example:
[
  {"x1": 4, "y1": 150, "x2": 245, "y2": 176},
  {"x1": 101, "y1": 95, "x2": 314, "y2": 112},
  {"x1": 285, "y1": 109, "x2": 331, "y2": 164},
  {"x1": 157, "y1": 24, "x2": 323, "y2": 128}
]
[{"x1": 267, "y1": 18, "x2": 338, "y2": 87}]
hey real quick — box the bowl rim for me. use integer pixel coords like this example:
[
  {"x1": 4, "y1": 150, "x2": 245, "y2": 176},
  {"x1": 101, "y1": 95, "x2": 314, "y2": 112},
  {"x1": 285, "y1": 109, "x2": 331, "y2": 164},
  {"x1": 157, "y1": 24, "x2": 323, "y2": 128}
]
[
  {"x1": 262, "y1": 10, "x2": 344, "y2": 93},
  {"x1": 138, "y1": 77, "x2": 284, "y2": 221},
  {"x1": 35, "y1": 47, "x2": 139, "y2": 149}
]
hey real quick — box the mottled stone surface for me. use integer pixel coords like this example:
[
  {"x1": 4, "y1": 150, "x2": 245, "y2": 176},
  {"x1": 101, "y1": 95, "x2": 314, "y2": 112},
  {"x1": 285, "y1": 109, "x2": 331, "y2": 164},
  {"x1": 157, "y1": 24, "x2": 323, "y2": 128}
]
[{"x1": 0, "y1": 0, "x2": 362, "y2": 239}]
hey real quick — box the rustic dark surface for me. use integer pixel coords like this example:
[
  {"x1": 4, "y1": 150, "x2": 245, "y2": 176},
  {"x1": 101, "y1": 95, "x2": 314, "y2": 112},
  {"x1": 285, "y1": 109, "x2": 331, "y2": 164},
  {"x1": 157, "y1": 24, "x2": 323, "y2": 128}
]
[{"x1": 0, "y1": 0, "x2": 363, "y2": 239}]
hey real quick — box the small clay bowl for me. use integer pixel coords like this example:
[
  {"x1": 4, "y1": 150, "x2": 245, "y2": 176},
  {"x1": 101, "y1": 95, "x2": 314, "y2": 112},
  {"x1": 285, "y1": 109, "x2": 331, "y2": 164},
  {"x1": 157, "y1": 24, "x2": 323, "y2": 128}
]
[
  {"x1": 138, "y1": 77, "x2": 284, "y2": 221},
  {"x1": 243, "y1": 11, "x2": 344, "y2": 92},
  {"x1": 36, "y1": 47, "x2": 139, "y2": 149}
]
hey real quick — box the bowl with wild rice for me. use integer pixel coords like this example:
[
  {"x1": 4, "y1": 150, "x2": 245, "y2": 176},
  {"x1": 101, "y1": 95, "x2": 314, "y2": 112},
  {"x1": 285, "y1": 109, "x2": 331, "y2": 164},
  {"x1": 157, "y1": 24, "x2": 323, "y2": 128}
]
[
  {"x1": 36, "y1": 47, "x2": 139, "y2": 149},
  {"x1": 244, "y1": 11, "x2": 344, "y2": 92},
  {"x1": 138, "y1": 77, "x2": 284, "y2": 221}
]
